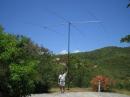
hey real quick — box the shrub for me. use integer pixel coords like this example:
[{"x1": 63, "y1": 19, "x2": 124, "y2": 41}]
[
  {"x1": 91, "y1": 75, "x2": 112, "y2": 92},
  {"x1": 33, "y1": 81, "x2": 50, "y2": 93}
]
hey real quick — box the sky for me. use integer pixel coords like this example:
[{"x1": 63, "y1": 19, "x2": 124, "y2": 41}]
[{"x1": 0, "y1": 0, "x2": 130, "y2": 54}]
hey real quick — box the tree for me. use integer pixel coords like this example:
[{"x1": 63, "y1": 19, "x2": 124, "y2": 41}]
[
  {"x1": 9, "y1": 62, "x2": 38, "y2": 97},
  {"x1": 127, "y1": 3, "x2": 130, "y2": 8},
  {"x1": 127, "y1": 1, "x2": 130, "y2": 8},
  {"x1": 0, "y1": 25, "x2": 40, "y2": 97},
  {"x1": 0, "y1": 26, "x2": 20, "y2": 97},
  {"x1": 120, "y1": 35, "x2": 130, "y2": 43},
  {"x1": 34, "y1": 49, "x2": 54, "y2": 93}
]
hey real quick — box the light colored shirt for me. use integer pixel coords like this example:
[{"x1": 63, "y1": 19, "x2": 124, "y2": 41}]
[{"x1": 59, "y1": 72, "x2": 67, "y2": 82}]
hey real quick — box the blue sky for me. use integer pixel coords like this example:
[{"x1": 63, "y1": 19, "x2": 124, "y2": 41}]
[{"x1": 0, "y1": 0, "x2": 130, "y2": 54}]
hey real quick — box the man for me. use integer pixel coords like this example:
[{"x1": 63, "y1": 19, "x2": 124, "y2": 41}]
[{"x1": 58, "y1": 68, "x2": 68, "y2": 93}]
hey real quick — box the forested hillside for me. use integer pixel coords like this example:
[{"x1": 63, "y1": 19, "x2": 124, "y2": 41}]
[
  {"x1": 57, "y1": 46, "x2": 130, "y2": 89},
  {"x1": 73, "y1": 46, "x2": 130, "y2": 78}
]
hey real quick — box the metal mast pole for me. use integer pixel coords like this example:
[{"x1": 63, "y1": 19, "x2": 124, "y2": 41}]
[{"x1": 67, "y1": 22, "x2": 71, "y2": 90}]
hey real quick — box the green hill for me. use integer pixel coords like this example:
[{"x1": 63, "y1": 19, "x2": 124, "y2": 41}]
[
  {"x1": 74, "y1": 46, "x2": 130, "y2": 77},
  {"x1": 57, "y1": 46, "x2": 130, "y2": 89}
]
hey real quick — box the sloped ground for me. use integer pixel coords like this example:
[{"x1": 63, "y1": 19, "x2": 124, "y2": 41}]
[{"x1": 31, "y1": 92, "x2": 130, "y2": 97}]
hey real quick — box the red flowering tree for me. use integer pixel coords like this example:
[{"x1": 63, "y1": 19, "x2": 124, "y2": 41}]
[{"x1": 91, "y1": 75, "x2": 112, "y2": 92}]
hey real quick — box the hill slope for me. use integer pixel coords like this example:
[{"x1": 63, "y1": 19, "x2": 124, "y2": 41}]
[
  {"x1": 57, "y1": 46, "x2": 130, "y2": 89},
  {"x1": 73, "y1": 46, "x2": 130, "y2": 78}
]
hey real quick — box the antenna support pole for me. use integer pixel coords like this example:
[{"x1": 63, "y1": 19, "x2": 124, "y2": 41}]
[{"x1": 67, "y1": 22, "x2": 71, "y2": 90}]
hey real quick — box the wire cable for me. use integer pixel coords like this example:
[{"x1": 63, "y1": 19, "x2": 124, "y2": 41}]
[
  {"x1": 45, "y1": 8, "x2": 70, "y2": 23},
  {"x1": 71, "y1": 24, "x2": 86, "y2": 38},
  {"x1": 85, "y1": 8, "x2": 107, "y2": 33},
  {"x1": 22, "y1": 22, "x2": 64, "y2": 36}
]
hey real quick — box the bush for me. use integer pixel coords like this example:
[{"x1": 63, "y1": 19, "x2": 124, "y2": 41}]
[
  {"x1": 9, "y1": 63, "x2": 37, "y2": 97},
  {"x1": 115, "y1": 80, "x2": 130, "y2": 90},
  {"x1": 91, "y1": 75, "x2": 112, "y2": 92},
  {"x1": 0, "y1": 80, "x2": 10, "y2": 97},
  {"x1": 33, "y1": 81, "x2": 50, "y2": 93}
]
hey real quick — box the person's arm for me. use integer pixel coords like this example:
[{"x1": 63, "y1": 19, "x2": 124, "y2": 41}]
[
  {"x1": 65, "y1": 65, "x2": 68, "y2": 75},
  {"x1": 58, "y1": 75, "x2": 60, "y2": 84}
]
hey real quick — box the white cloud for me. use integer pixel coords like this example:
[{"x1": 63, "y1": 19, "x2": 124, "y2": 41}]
[
  {"x1": 58, "y1": 50, "x2": 68, "y2": 55},
  {"x1": 72, "y1": 50, "x2": 80, "y2": 53},
  {"x1": 58, "y1": 49, "x2": 81, "y2": 55}
]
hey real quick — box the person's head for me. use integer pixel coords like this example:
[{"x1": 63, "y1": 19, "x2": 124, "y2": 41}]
[{"x1": 60, "y1": 71, "x2": 64, "y2": 75}]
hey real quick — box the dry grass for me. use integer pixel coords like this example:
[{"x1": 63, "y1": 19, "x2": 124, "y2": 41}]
[{"x1": 50, "y1": 87, "x2": 92, "y2": 93}]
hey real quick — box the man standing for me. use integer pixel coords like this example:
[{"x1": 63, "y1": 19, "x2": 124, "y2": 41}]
[{"x1": 58, "y1": 68, "x2": 68, "y2": 93}]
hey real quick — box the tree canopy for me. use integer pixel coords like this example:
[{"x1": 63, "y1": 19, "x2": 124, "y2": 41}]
[
  {"x1": 0, "y1": 25, "x2": 58, "y2": 97},
  {"x1": 120, "y1": 35, "x2": 130, "y2": 43}
]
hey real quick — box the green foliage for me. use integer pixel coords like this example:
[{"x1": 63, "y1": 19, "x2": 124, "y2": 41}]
[
  {"x1": 9, "y1": 62, "x2": 37, "y2": 97},
  {"x1": 36, "y1": 53, "x2": 54, "y2": 91},
  {"x1": 120, "y1": 35, "x2": 130, "y2": 43},
  {"x1": 0, "y1": 25, "x2": 54, "y2": 97},
  {"x1": 127, "y1": 3, "x2": 130, "y2": 8},
  {"x1": 58, "y1": 46, "x2": 130, "y2": 90}
]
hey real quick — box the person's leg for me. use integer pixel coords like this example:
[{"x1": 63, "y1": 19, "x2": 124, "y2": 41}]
[
  {"x1": 60, "y1": 85, "x2": 62, "y2": 93},
  {"x1": 61, "y1": 86, "x2": 63, "y2": 93},
  {"x1": 60, "y1": 82, "x2": 64, "y2": 93},
  {"x1": 63, "y1": 86, "x2": 65, "y2": 93},
  {"x1": 61, "y1": 81, "x2": 65, "y2": 93}
]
